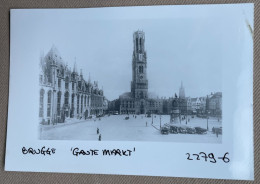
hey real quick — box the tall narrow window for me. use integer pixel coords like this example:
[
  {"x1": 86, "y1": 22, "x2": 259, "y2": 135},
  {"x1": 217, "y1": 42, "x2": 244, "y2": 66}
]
[
  {"x1": 140, "y1": 38, "x2": 142, "y2": 51},
  {"x1": 81, "y1": 95, "x2": 83, "y2": 113},
  {"x1": 65, "y1": 92, "x2": 69, "y2": 107},
  {"x1": 72, "y1": 83, "x2": 74, "y2": 90},
  {"x1": 47, "y1": 90, "x2": 52, "y2": 117},
  {"x1": 39, "y1": 89, "x2": 44, "y2": 117},
  {"x1": 71, "y1": 94, "x2": 75, "y2": 117},
  {"x1": 77, "y1": 95, "x2": 80, "y2": 114},
  {"x1": 136, "y1": 38, "x2": 138, "y2": 51},
  {"x1": 84, "y1": 96, "x2": 86, "y2": 107},
  {"x1": 65, "y1": 77, "x2": 69, "y2": 90},
  {"x1": 57, "y1": 91, "x2": 61, "y2": 116}
]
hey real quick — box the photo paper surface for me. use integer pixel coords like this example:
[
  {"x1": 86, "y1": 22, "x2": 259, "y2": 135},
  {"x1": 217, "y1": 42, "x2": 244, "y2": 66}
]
[{"x1": 5, "y1": 4, "x2": 254, "y2": 180}]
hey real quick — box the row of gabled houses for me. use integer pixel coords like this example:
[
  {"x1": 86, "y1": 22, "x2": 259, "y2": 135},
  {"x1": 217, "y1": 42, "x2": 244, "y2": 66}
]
[{"x1": 179, "y1": 92, "x2": 222, "y2": 116}]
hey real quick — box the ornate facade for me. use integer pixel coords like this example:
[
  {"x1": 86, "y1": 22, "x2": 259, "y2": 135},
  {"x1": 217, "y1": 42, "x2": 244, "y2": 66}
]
[{"x1": 39, "y1": 46, "x2": 105, "y2": 125}]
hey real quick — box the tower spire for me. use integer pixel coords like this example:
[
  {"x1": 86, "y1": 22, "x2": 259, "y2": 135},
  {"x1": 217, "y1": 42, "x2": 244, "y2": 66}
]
[
  {"x1": 179, "y1": 81, "x2": 185, "y2": 99},
  {"x1": 73, "y1": 57, "x2": 77, "y2": 73}
]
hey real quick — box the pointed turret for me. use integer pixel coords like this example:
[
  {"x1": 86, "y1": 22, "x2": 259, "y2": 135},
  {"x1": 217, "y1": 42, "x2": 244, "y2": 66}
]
[
  {"x1": 73, "y1": 58, "x2": 78, "y2": 74},
  {"x1": 179, "y1": 81, "x2": 185, "y2": 99}
]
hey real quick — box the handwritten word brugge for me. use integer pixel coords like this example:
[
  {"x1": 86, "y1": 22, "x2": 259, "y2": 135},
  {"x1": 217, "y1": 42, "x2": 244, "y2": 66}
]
[
  {"x1": 22, "y1": 147, "x2": 56, "y2": 156},
  {"x1": 71, "y1": 147, "x2": 136, "y2": 157},
  {"x1": 186, "y1": 152, "x2": 230, "y2": 163}
]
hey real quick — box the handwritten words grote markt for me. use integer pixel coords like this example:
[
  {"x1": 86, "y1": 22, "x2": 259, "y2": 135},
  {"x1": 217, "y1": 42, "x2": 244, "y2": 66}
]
[{"x1": 71, "y1": 147, "x2": 136, "y2": 156}]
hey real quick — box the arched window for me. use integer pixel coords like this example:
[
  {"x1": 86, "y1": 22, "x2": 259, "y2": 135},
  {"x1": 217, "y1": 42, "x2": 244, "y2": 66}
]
[
  {"x1": 57, "y1": 91, "x2": 61, "y2": 116},
  {"x1": 65, "y1": 76, "x2": 69, "y2": 90},
  {"x1": 140, "y1": 38, "x2": 142, "y2": 50},
  {"x1": 71, "y1": 94, "x2": 75, "y2": 117},
  {"x1": 77, "y1": 95, "x2": 80, "y2": 114},
  {"x1": 39, "y1": 89, "x2": 44, "y2": 117},
  {"x1": 64, "y1": 92, "x2": 69, "y2": 107},
  {"x1": 136, "y1": 38, "x2": 138, "y2": 51},
  {"x1": 47, "y1": 90, "x2": 52, "y2": 117},
  {"x1": 81, "y1": 95, "x2": 83, "y2": 113}
]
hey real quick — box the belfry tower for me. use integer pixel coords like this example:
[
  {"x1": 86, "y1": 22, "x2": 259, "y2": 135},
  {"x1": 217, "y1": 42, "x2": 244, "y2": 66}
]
[{"x1": 131, "y1": 30, "x2": 148, "y2": 99}]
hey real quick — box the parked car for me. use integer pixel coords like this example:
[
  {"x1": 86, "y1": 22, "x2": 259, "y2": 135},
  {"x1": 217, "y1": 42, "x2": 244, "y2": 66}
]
[
  {"x1": 178, "y1": 127, "x2": 187, "y2": 134},
  {"x1": 125, "y1": 116, "x2": 129, "y2": 120},
  {"x1": 195, "y1": 127, "x2": 207, "y2": 134},
  {"x1": 169, "y1": 125, "x2": 178, "y2": 134},
  {"x1": 186, "y1": 127, "x2": 196, "y2": 134},
  {"x1": 161, "y1": 127, "x2": 169, "y2": 134}
]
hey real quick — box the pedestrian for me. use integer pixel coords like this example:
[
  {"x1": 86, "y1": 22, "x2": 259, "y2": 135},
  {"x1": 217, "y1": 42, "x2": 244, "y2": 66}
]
[
  {"x1": 216, "y1": 129, "x2": 219, "y2": 137},
  {"x1": 97, "y1": 128, "x2": 99, "y2": 134},
  {"x1": 99, "y1": 134, "x2": 101, "y2": 141},
  {"x1": 146, "y1": 122, "x2": 147, "y2": 127}
]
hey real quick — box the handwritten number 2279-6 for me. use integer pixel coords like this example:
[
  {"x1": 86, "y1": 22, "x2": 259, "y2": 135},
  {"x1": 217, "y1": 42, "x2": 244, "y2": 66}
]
[{"x1": 186, "y1": 152, "x2": 230, "y2": 163}]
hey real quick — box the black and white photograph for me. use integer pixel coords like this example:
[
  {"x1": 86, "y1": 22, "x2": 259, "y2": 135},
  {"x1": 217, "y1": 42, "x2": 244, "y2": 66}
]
[
  {"x1": 38, "y1": 12, "x2": 224, "y2": 143},
  {"x1": 5, "y1": 4, "x2": 253, "y2": 180}
]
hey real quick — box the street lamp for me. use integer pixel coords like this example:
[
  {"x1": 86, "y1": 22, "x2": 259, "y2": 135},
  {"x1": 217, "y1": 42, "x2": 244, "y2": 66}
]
[
  {"x1": 160, "y1": 114, "x2": 161, "y2": 129},
  {"x1": 152, "y1": 112, "x2": 153, "y2": 124}
]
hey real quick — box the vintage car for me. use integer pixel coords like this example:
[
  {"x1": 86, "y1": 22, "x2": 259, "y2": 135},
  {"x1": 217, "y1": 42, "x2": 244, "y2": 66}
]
[
  {"x1": 178, "y1": 126, "x2": 187, "y2": 134},
  {"x1": 186, "y1": 127, "x2": 196, "y2": 134},
  {"x1": 169, "y1": 125, "x2": 178, "y2": 134},
  {"x1": 195, "y1": 127, "x2": 207, "y2": 134},
  {"x1": 113, "y1": 111, "x2": 119, "y2": 115},
  {"x1": 125, "y1": 116, "x2": 129, "y2": 120},
  {"x1": 161, "y1": 127, "x2": 169, "y2": 134}
]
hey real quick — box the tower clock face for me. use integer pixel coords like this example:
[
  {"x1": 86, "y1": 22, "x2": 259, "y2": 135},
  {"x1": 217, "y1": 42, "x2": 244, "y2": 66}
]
[{"x1": 139, "y1": 75, "x2": 143, "y2": 79}]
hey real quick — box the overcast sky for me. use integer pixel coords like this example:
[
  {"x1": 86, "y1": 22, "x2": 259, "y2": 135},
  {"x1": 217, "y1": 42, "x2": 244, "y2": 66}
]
[{"x1": 12, "y1": 4, "x2": 253, "y2": 101}]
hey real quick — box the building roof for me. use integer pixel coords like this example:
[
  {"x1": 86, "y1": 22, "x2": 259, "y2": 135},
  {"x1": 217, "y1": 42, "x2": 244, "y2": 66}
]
[{"x1": 119, "y1": 92, "x2": 132, "y2": 99}]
